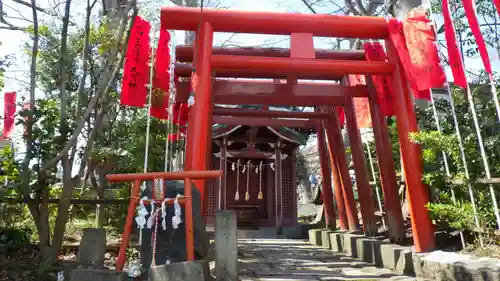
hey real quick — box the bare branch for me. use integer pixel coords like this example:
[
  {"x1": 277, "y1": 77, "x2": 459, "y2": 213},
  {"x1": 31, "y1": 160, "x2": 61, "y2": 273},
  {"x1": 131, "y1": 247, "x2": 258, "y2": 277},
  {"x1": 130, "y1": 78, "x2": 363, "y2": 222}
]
[
  {"x1": 75, "y1": 7, "x2": 140, "y2": 181},
  {"x1": 11, "y1": 0, "x2": 51, "y2": 15},
  {"x1": 0, "y1": 1, "x2": 25, "y2": 30},
  {"x1": 219, "y1": 33, "x2": 237, "y2": 47},
  {"x1": 40, "y1": 2, "x2": 138, "y2": 174},
  {"x1": 300, "y1": 0, "x2": 317, "y2": 13},
  {"x1": 0, "y1": 25, "x2": 24, "y2": 30}
]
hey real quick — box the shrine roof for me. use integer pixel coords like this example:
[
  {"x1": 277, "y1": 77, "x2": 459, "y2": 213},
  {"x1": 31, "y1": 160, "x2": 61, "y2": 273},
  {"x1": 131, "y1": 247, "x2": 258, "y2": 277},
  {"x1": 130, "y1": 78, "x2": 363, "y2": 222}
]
[{"x1": 212, "y1": 105, "x2": 310, "y2": 145}]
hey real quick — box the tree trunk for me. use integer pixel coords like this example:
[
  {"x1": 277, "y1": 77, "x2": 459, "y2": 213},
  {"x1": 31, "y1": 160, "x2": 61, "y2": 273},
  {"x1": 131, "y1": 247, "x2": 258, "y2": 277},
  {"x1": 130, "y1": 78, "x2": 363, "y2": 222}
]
[
  {"x1": 39, "y1": 188, "x2": 51, "y2": 252},
  {"x1": 25, "y1": 186, "x2": 51, "y2": 257},
  {"x1": 392, "y1": 0, "x2": 422, "y2": 18},
  {"x1": 49, "y1": 157, "x2": 75, "y2": 261},
  {"x1": 91, "y1": 166, "x2": 107, "y2": 228},
  {"x1": 389, "y1": 0, "x2": 422, "y2": 222}
]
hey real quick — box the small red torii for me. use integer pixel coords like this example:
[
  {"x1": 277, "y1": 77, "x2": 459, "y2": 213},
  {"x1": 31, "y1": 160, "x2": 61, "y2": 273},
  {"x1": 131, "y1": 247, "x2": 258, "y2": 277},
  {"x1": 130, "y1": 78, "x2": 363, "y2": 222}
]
[{"x1": 168, "y1": 6, "x2": 434, "y2": 253}]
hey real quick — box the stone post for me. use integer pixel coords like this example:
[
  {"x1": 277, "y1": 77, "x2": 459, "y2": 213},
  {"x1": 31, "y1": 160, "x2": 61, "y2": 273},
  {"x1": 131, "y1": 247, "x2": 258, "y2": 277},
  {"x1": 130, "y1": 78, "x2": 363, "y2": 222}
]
[{"x1": 215, "y1": 210, "x2": 238, "y2": 281}]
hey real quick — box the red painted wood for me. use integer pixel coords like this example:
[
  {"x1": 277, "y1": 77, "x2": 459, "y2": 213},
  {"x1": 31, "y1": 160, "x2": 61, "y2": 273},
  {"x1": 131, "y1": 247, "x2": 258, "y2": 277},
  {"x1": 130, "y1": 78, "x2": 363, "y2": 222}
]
[
  {"x1": 175, "y1": 79, "x2": 369, "y2": 103},
  {"x1": 174, "y1": 63, "x2": 347, "y2": 80},
  {"x1": 290, "y1": 33, "x2": 316, "y2": 59},
  {"x1": 161, "y1": 7, "x2": 389, "y2": 39},
  {"x1": 386, "y1": 39, "x2": 435, "y2": 252},
  {"x1": 175, "y1": 45, "x2": 365, "y2": 62},
  {"x1": 366, "y1": 76, "x2": 405, "y2": 242},
  {"x1": 214, "y1": 94, "x2": 344, "y2": 106},
  {"x1": 317, "y1": 122, "x2": 336, "y2": 229},
  {"x1": 210, "y1": 80, "x2": 367, "y2": 96},
  {"x1": 184, "y1": 107, "x2": 195, "y2": 171},
  {"x1": 188, "y1": 22, "x2": 214, "y2": 216},
  {"x1": 324, "y1": 115, "x2": 348, "y2": 230},
  {"x1": 213, "y1": 108, "x2": 330, "y2": 119},
  {"x1": 213, "y1": 116, "x2": 318, "y2": 128},
  {"x1": 344, "y1": 96, "x2": 377, "y2": 235},
  {"x1": 210, "y1": 55, "x2": 394, "y2": 77},
  {"x1": 325, "y1": 106, "x2": 360, "y2": 231}
]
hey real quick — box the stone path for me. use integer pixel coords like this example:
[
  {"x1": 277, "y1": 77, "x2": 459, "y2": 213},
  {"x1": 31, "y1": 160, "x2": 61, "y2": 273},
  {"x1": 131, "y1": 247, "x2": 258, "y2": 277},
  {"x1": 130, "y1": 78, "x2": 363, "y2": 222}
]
[{"x1": 237, "y1": 239, "x2": 426, "y2": 281}]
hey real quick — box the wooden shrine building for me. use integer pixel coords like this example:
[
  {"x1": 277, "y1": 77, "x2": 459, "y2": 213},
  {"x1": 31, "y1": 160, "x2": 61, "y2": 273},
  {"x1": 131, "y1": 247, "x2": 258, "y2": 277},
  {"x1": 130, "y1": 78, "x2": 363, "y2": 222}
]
[{"x1": 205, "y1": 106, "x2": 311, "y2": 234}]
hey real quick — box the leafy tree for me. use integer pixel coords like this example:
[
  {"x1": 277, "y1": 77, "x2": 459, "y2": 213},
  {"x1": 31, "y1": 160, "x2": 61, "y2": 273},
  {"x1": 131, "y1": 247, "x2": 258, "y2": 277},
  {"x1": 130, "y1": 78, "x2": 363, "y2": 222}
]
[
  {"x1": 410, "y1": 84, "x2": 500, "y2": 239},
  {"x1": 0, "y1": 0, "x2": 141, "y2": 264}
]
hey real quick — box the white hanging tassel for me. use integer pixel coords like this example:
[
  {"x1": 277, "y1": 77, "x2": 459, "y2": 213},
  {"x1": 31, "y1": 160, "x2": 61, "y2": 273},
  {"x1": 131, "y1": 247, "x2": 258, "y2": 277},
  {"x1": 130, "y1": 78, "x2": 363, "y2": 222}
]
[
  {"x1": 161, "y1": 199, "x2": 167, "y2": 230},
  {"x1": 232, "y1": 162, "x2": 235, "y2": 171},
  {"x1": 255, "y1": 166, "x2": 259, "y2": 174},
  {"x1": 235, "y1": 159, "x2": 240, "y2": 201},
  {"x1": 187, "y1": 96, "x2": 195, "y2": 107},
  {"x1": 242, "y1": 165, "x2": 246, "y2": 173},
  {"x1": 135, "y1": 197, "x2": 148, "y2": 230},
  {"x1": 147, "y1": 200, "x2": 155, "y2": 229},
  {"x1": 270, "y1": 162, "x2": 275, "y2": 171},
  {"x1": 172, "y1": 194, "x2": 182, "y2": 229}
]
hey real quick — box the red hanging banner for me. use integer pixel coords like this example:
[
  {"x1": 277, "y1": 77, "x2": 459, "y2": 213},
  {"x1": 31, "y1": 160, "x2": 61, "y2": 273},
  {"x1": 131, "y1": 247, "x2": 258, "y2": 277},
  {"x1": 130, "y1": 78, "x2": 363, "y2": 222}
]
[
  {"x1": 347, "y1": 75, "x2": 373, "y2": 129},
  {"x1": 363, "y1": 42, "x2": 395, "y2": 116},
  {"x1": 3, "y1": 92, "x2": 16, "y2": 138},
  {"x1": 336, "y1": 107, "x2": 345, "y2": 129},
  {"x1": 403, "y1": 9, "x2": 446, "y2": 90},
  {"x1": 154, "y1": 30, "x2": 171, "y2": 93},
  {"x1": 494, "y1": 0, "x2": 500, "y2": 19},
  {"x1": 172, "y1": 102, "x2": 189, "y2": 126},
  {"x1": 150, "y1": 30, "x2": 171, "y2": 119},
  {"x1": 388, "y1": 19, "x2": 432, "y2": 100},
  {"x1": 120, "y1": 16, "x2": 151, "y2": 107},
  {"x1": 149, "y1": 90, "x2": 170, "y2": 119},
  {"x1": 462, "y1": 0, "x2": 493, "y2": 77},
  {"x1": 168, "y1": 127, "x2": 187, "y2": 142},
  {"x1": 442, "y1": 0, "x2": 468, "y2": 88}
]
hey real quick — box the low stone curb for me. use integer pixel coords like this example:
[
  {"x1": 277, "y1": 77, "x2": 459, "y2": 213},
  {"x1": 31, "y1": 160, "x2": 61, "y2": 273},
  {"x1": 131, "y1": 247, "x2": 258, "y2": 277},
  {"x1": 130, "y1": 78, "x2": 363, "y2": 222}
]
[{"x1": 307, "y1": 228, "x2": 500, "y2": 281}]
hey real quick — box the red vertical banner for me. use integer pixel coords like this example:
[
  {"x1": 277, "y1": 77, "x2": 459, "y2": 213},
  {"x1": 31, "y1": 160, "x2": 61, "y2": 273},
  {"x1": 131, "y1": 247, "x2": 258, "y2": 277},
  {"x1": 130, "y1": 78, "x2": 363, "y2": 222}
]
[
  {"x1": 494, "y1": 0, "x2": 500, "y2": 18},
  {"x1": 336, "y1": 107, "x2": 345, "y2": 128},
  {"x1": 403, "y1": 9, "x2": 446, "y2": 90},
  {"x1": 120, "y1": 16, "x2": 151, "y2": 107},
  {"x1": 149, "y1": 90, "x2": 169, "y2": 119},
  {"x1": 363, "y1": 42, "x2": 395, "y2": 116},
  {"x1": 347, "y1": 75, "x2": 372, "y2": 128},
  {"x1": 3, "y1": 92, "x2": 16, "y2": 138},
  {"x1": 154, "y1": 30, "x2": 171, "y2": 93},
  {"x1": 172, "y1": 102, "x2": 189, "y2": 126},
  {"x1": 462, "y1": 0, "x2": 493, "y2": 77},
  {"x1": 442, "y1": 0, "x2": 468, "y2": 88},
  {"x1": 388, "y1": 19, "x2": 432, "y2": 100},
  {"x1": 168, "y1": 127, "x2": 187, "y2": 141},
  {"x1": 150, "y1": 30, "x2": 171, "y2": 119}
]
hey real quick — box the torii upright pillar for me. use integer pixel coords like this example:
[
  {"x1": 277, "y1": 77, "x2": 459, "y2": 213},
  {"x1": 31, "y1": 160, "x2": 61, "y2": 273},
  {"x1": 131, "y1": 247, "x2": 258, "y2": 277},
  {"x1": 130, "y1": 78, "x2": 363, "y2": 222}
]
[
  {"x1": 189, "y1": 22, "x2": 214, "y2": 217},
  {"x1": 344, "y1": 95, "x2": 377, "y2": 236},
  {"x1": 317, "y1": 122, "x2": 336, "y2": 229},
  {"x1": 324, "y1": 106, "x2": 360, "y2": 231},
  {"x1": 385, "y1": 39, "x2": 435, "y2": 252}
]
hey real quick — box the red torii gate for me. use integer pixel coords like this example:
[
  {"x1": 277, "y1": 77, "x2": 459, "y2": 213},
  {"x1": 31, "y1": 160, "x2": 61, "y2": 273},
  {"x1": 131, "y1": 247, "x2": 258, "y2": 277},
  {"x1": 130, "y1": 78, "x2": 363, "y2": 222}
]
[{"x1": 161, "y1": 7, "x2": 435, "y2": 253}]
